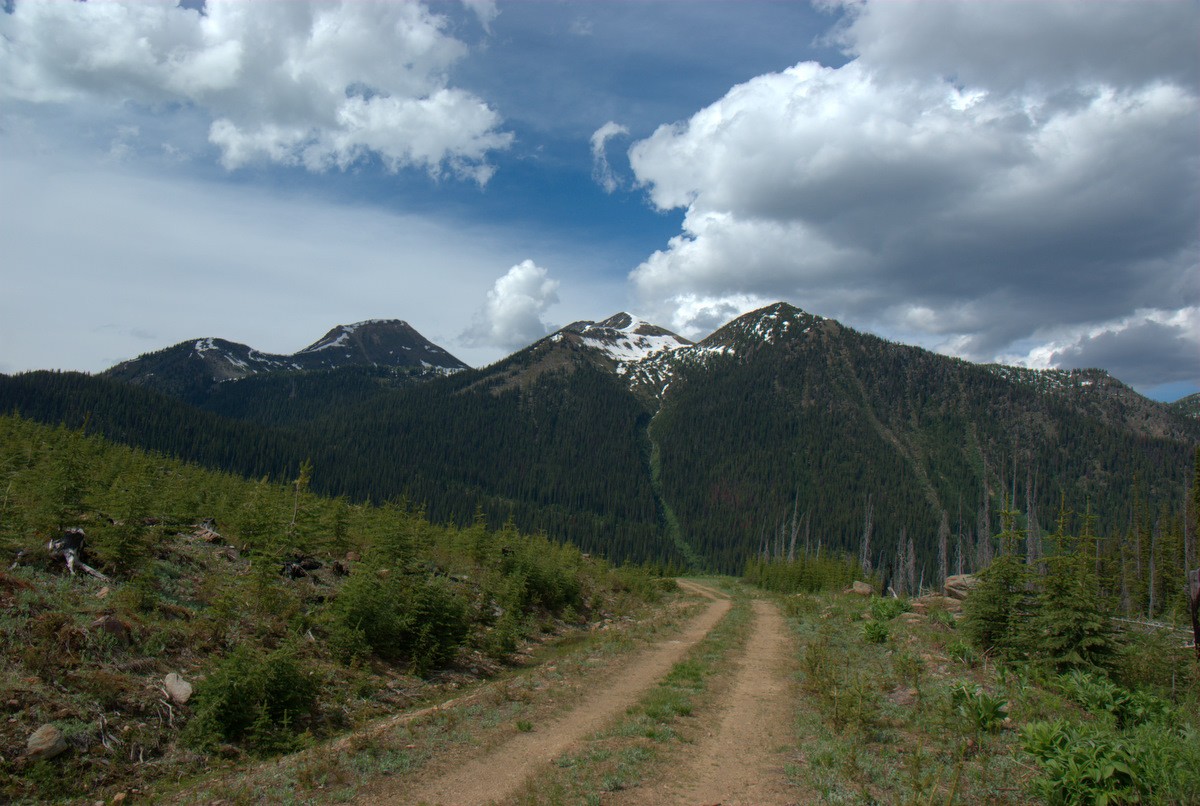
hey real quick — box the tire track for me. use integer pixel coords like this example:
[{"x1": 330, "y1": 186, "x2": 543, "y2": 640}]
[
  {"x1": 358, "y1": 581, "x2": 732, "y2": 806},
  {"x1": 634, "y1": 597, "x2": 797, "y2": 805}
]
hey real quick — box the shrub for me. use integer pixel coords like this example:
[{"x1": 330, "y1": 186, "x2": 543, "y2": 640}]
[
  {"x1": 946, "y1": 639, "x2": 978, "y2": 666},
  {"x1": 331, "y1": 571, "x2": 469, "y2": 675},
  {"x1": 1022, "y1": 720, "x2": 1138, "y2": 805},
  {"x1": 862, "y1": 620, "x2": 889, "y2": 644},
  {"x1": 870, "y1": 597, "x2": 910, "y2": 622},
  {"x1": 950, "y1": 683, "x2": 1008, "y2": 733},
  {"x1": 185, "y1": 643, "x2": 317, "y2": 752}
]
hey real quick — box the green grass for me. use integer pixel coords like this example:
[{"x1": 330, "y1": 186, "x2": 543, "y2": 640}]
[{"x1": 777, "y1": 589, "x2": 1200, "y2": 805}]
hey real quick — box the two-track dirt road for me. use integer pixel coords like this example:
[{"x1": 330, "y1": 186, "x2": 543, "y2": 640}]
[{"x1": 361, "y1": 581, "x2": 798, "y2": 806}]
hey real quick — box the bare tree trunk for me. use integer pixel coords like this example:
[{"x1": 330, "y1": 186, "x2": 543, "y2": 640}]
[
  {"x1": 1148, "y1": 518, "x2": 1158, "y2": 619},
  {"x1": 976, "y1": 487, "x2": 993, "y2": 569},
  {"x1": 860, "y1": 494, "x2": 874, "y2": 577},
  {"x1": 906, "y1": 534, "x2": 917, "y2": 596},
  {"x1": 1026, "y1": 468, "x2": 1041, "y2": 572},
  {"x1": 937, "y1": 510, "x2": 950, "y2": 587}
]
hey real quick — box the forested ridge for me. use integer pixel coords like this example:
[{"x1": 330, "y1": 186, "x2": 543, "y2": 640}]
[{"x1": 2, "y1": 303, "x2": 1196, "y2": 576}]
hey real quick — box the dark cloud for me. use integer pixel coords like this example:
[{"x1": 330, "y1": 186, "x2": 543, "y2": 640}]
[{"x1": 1049, "y1": 317, "x2": 1200, "y2": 388}]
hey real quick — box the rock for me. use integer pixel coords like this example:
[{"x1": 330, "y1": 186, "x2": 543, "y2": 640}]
[
  {"x1": 163, "y1": 673, "x2": 193, "y2": 705},
  {"x1": 25, "y1": 724, "x2": 68, "y2": 761},
  {"x1": 95, "y1": 586, "x2": 110, "y2": 599},
  {"x1": 110, "y1": 792, "x2": 128, "y2": 804},
  {"x1": 898, "y1": 612, "x2": 924, "y2": 624},
  {"x1": 844, "y1": 580, "x2": 874, "y2": 596},
  {"x1": 912, "y1": 594, "x2": 960, "y2": 614},
  {"x1": 90, "y1": 615, "x2": 132, "y2": 645},
  {"x1": 944, "y1": 574, "x2": 980, "y2": 601}
]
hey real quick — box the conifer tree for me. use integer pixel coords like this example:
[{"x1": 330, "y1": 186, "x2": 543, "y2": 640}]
[
  {"x1": 1028, "y1": 501, "x2": 1116, "y2": 672},
  {"x1": 963, "y1": 500, "x2": 1030, "y2": 658}
]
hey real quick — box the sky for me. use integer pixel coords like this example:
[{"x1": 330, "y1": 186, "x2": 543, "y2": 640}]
[{"x1": 1, "y1": 0, "x2": 1197, "y2": 402}]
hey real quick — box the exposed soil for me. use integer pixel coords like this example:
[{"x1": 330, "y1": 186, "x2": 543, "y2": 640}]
[
  {"x1": 626, "y1": 597, "x2": 799, "y2": 805},
  {"x1": 359, "y1": 580, "x2": 732, "y2": 806}
]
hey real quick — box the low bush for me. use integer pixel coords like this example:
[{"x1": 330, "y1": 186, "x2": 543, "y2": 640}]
[
  {"x1": 1022, "y1": 719, "x2": 1137, "y2": 806},
  {"x1": 950, "y1": 683, "x2": 1008, "y2": 733},
  {"x1": 331, "y1": 571, "x2": 469, "y2": 675},
  {"x1": 862, "y1": 620, "x2": 889, "y2": 644},
  {"x1": 870, "y1": 597, "x2": 910, "y2": 621},
  {"x1": 184, "y1": 642, "x2": 318, "y2": 752}
]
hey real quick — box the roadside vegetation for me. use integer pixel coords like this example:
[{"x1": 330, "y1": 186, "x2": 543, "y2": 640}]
[
  {"x1": 0, "y1": 414, "x2": 669, "y2": 803},
  {"x1": 755, "y1": 500, "x2": 1200, "y2": 804}
]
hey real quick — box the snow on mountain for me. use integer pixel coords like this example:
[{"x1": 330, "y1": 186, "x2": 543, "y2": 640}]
[{"x1": 563, "y1": 312, "x2": 693, "y2": 368}]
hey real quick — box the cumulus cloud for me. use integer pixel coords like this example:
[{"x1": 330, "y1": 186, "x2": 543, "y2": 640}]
[
  {"x1": 626, "y1": 0, "x2": 1200, "y2": 386},
  {"x1": 462, "y1": 260, "x2": 561, "y2": 350},
  {"x1": 0, "y1": 0, "x2": 512, "y2": 180},
  {"x1": 1025, "y1": 308, "x2": 1200, "y2": 388},
  {"x1": 590, "y1": 121, "x2": 630, "y2": 194}
]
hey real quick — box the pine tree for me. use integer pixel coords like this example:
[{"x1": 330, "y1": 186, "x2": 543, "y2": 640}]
[
  {"x1": 963, "y1": 500, "x2": 1029, "y2": 658},
  {"x1": 1027, "y1": 502, "x2": 1116, "y2": 673}
]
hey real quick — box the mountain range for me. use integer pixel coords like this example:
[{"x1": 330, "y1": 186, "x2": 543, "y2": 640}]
[{"x1": 2, "y1": 303, "x2": 1196, "y2": 573}]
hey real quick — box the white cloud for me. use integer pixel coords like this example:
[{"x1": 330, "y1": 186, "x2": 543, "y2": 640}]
[
  {"x1": 0, "y1": 0, "x2": 512, "y2": 181},
  {"x1": 462, "y1": 260, "x2": 561, "y2": 350},
  {"x1": 459, "y1": 0, "x2": 499, "y2": 33},
  {"x1": 590, "y1": 121, "x2": 630, "y2": 194},
  {"x1": 0, "y1": 145, "x2": 535, "y2": 374},
  {"x1": 627, "y1": 0, "x2": 1200, "y2": 386}
]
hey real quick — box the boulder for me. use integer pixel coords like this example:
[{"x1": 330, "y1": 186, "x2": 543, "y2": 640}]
[
  {"x1": 163, "y1": 673, "x2": 193, "y2": 705},
  {"x1": 25, "y1": 724, "x2": 68, "y2": 761},
  {"x1": 944, "y1": 574, "x2": 980, "y2": 601},
  {"x1": 844, "y1": 581, "x2": 874, "y2": 596}
]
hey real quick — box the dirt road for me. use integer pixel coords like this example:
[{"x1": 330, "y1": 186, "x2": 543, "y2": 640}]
[
  {"x1": 628, "y1": 597, "x2": 798, "y2": 805},
  {"x1": 361, "y1": 580, "x2": 733, "y2": 805}
]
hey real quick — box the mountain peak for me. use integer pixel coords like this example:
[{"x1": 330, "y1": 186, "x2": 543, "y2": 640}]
[
  {"x1": 561, "y1": 313, "x2": 692, "y2": 365},
  {"x1": 104, "y1": 318, "x2": 467, "y2": 395},
  {"x1": 701, "y1": 302, "x2": 824, "y2": 349}
]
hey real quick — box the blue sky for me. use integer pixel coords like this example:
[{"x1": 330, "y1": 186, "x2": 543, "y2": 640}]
[{"x1": 1, "y1": 0, "x2": 1197, "y2": 401}]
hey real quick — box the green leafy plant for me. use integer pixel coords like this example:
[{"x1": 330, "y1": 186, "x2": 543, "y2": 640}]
[
  {"x1": 870, "y1": 597, "x2": 911, "y2": 622},
  {"x1": 862, "y1": 620, "x2": 889, "y2": 644},
  {"x1": 946, "y1": 639, "x2": 978, "y2": 666},
  {"x1": 950, "y1": 683, "x2": 1008, "y2": 733},
  {"x1": 1022, "y1": 720, "x2": 1138, "y2": 806}
]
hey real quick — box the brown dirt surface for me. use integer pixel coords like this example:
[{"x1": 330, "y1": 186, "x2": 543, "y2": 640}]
[
  {"x1": 628, "y1": 597, "x2": 799, "y2": 805},
  {"x1": 358, "y1": 580, "x2": 732, "y2": 806}
]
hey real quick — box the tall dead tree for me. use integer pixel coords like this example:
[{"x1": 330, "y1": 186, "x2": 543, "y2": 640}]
[
  {"x1": 976, "y1": 486, "x2": 994, "y2": 569},
  {"x1": 906, "y1": 533, "x2": 917, "y2": 595},
  {"x1": 937, "y1": 510, "x2": 950, "y2": 588},
  {"x1": 860, "y1": 494, "x2": 874, "y2": 577},
  {"x1": 1026, "y1": 468, "x2": 1041, "y2": 572}
]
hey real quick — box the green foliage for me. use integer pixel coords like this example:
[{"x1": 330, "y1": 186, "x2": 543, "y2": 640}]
[
  {"x1": 1022, "y1": 720, "x2": 1138, "y2": 806},
  {"x1": 743, "y1": 553, "x2": 859, "y2": 594},
  {"x1": 1055, "y1": 670, "x2": 1175, "y2": 732},
  {"x1": 1022, "y1": 672, "x2": 1200, "y2": 804},
  {"x1": 950, "y1": 683, "x2": 1008, "y2": 733},
  {"x1": 963, "y1": 509, "x2": 1031, "y2": 659},
  {"x1": 1028, "y1": 510, "x2": 1117, "y2": 673},
  {"x1": 184, "y1": 643, "x2": 318, "y2": 752},
  {"x1": 331, "y1": 570, "x2": 469, "y2": 675},
  {"x1": 869, "y1": 596, "x2": 911, "y2": 621},
  {"x1": 946, "y1": 638, "x2": 979, "y2": 666},
  {"x1": 862, "y1": 620, "x2": 889, "y2": 644}
]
